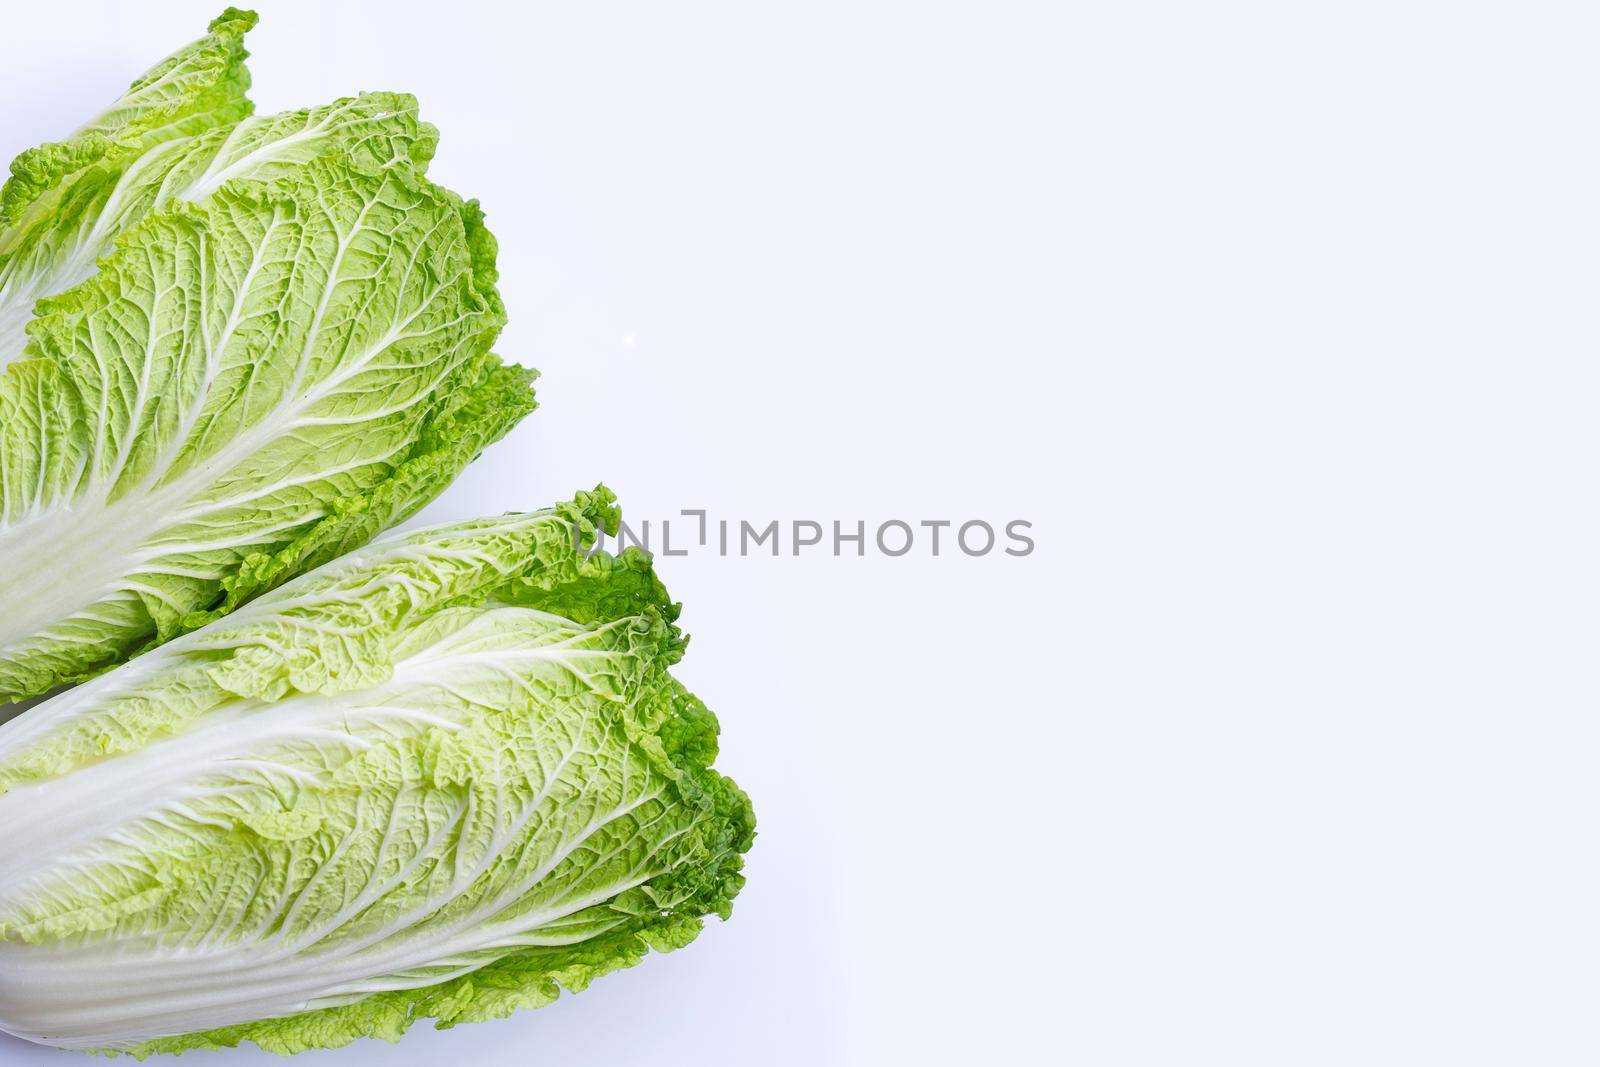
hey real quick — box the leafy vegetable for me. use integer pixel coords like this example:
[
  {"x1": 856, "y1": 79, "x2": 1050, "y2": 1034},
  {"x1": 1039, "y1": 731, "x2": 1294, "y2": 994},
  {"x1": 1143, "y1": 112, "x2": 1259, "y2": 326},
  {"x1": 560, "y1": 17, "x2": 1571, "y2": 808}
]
[
  {"x1": 1, "y1": 84, "x2": 448, "y2": 370},
  {"x1": 0, "y1": 53, "x2": 536, "y2": 702},
  {"x1": 0, "y1": 489, "x2": 753, "y2": 1056},
  {"x1": 0, "y1": 8, "x2": 258, "y2": 365}
]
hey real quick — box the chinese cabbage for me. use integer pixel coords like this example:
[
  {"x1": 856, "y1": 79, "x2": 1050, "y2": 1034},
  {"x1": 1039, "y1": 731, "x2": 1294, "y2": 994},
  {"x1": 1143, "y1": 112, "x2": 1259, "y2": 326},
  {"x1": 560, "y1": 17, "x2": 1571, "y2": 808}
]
[{"x1": 0, "y1": 490, "x2": 753, "y2": 1055}]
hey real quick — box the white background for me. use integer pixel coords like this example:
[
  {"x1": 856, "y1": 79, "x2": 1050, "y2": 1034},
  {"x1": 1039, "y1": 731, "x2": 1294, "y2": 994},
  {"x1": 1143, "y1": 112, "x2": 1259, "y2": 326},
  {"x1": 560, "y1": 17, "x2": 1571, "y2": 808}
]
[{"x1": 0, "y1": 1, "x2": 1594, "y2": 1064}]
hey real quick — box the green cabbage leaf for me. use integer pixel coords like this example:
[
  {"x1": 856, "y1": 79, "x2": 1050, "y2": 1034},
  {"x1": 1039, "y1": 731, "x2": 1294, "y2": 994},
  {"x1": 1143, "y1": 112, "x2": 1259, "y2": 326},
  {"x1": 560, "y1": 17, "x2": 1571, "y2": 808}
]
[{"x1": 0, "y1": 8, "x2": 259, "y2": 364}]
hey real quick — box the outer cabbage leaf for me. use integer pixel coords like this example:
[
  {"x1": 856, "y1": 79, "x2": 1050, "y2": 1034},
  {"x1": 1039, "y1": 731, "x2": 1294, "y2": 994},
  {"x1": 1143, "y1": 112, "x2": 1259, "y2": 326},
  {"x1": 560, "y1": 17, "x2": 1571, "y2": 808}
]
[
  {"x1": 0, "y1": 152, "x2": 536, "y2": 703},
  {"x1": 0, "y1": 490, "x2": 753, "y2": 1055},
  {"x1": 0, "y1": 8, "x2": 258, "y2": 364}
]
